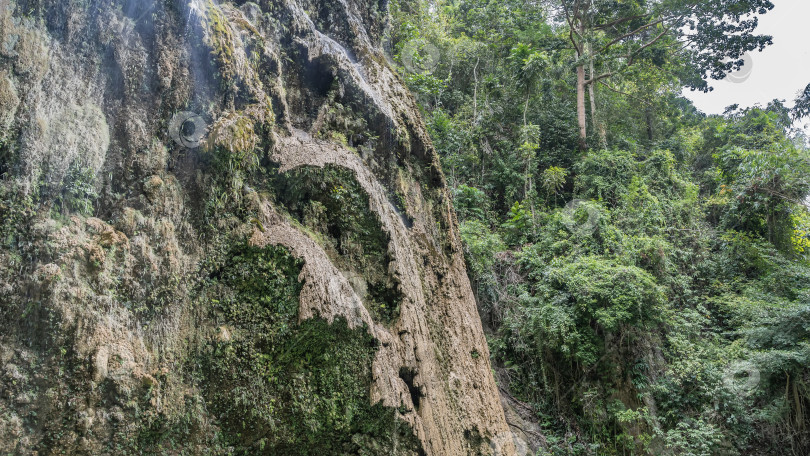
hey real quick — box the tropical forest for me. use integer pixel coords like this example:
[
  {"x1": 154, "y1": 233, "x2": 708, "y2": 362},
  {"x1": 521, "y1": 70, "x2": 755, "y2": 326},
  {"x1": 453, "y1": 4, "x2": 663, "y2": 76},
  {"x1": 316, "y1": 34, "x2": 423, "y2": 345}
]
[{"x1": 0, "y1": 0, "x2": 808, "y2": 455}]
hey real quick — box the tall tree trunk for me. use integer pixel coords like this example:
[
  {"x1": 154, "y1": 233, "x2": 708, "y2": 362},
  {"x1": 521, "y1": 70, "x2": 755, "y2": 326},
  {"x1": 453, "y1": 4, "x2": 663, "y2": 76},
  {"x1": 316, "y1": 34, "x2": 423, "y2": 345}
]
[
  {"x1": 577, "y1": 63, "x2": 587, "y2": 150},
  {"x1": 571, "y1": 13, "x2": 587, "y2": 151}
]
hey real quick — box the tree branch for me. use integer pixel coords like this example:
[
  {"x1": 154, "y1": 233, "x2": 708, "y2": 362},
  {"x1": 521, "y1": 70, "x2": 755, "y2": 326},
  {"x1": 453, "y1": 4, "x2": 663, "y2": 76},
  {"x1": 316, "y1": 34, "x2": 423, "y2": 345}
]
[
  {"x1": 585, "y1": 72, "x2": 613, "y2": 85},
  {"x1": 597, "y1": 80, "x2": 653, "y2": 107},
  {"x1": 598, "y1": 18, "x2": 665, "y2": 54},
  {"x1": 593, "y1": 14, "x2": 649, "y2": 31},
  {"x1": 562, "y1": 1, "x2": 580, "y2": 53},
  {"x1": 628, "y1": 25, "x2": 672, "y2": 65}
]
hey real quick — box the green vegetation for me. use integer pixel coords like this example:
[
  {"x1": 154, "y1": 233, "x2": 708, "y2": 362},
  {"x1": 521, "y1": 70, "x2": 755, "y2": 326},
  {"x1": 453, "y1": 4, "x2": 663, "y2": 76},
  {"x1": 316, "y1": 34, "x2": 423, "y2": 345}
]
[
  {"x1": 201, "y1": 0, "x2": 238, "y2": 88},
  {"x1": 0, "y1": 179, "x2": 34, "y2": 248},
  {"x1": 197, "y1": 243, "x2": 421, "y2": 454},
  {"x1": 392, "y1": 0, "x2": 810, "y2": 454},
  {"x1": 272, "y1": 165, "x2": 403, "y2": 324},
  {"x1": 2, "y1": 0, "x2": 809, "y2": 453},
  {"x1": 55, "y1": 161, "x2": 98, "y2": 217}
]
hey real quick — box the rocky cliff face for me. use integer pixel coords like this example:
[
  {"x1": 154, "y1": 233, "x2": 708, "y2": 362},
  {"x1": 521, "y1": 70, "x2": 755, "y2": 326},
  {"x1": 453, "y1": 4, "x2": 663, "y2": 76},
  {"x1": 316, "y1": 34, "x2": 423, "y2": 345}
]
[{"x1": 0, "y1": 0, "x2": 516, "y2": 454}]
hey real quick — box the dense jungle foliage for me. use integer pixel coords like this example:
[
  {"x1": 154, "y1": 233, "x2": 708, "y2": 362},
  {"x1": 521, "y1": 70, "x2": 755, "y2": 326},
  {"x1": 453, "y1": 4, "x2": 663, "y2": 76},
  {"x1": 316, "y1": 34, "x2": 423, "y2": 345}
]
[{"x1": 389, "y1": 0, "x2": 810, "y2": 454}]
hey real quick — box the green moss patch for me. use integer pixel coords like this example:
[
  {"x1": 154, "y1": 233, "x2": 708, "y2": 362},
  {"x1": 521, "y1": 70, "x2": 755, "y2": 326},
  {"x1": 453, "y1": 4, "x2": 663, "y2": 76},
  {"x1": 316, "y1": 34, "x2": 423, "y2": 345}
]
[
  {"x1": 197, "y1": 242, "x2": 421, "y2": 454},
  {"x1": 271, "y1": 165, "x2": 404, "y2": 325}
]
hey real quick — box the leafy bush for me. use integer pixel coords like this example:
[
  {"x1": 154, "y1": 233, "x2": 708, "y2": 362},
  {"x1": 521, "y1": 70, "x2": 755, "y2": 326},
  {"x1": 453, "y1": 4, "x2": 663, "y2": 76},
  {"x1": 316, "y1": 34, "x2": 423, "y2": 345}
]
[
  {"x1": 459, "y1": 219, "x2": 506, "y2": 279},
  {"x1": 546, "y1": 256, "x2": 664, "y2": 333},
  {"x1": 575, "y1": 149, "x2": 638, "y2": 205},
  {"x1": 453, "y1": 184, "x2": 490, "y2": 222},
  {"x1": 541, "y1": 166, "x2": 568, "y2": 201},
  {"x1": 712, "y1": 144, "x2": 810, "y2": 250}
]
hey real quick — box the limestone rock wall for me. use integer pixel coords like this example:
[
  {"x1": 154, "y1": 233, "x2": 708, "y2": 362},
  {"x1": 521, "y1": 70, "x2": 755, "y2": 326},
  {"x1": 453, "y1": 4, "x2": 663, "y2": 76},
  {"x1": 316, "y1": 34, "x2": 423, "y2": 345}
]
[{"x1": 0, "y1": 0, "x2": 515, "y2": 454}]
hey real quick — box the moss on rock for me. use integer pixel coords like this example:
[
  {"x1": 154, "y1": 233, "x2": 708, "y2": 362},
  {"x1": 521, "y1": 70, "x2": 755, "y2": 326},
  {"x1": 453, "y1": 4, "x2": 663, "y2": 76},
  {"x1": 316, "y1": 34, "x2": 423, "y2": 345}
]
[
  {"x1": 0, "y1": 71, "x2": 20, "y2": 146},
  {"x1": 197, "y1": 242, "x2": 422, "y2": 454},
  {"x1": 271, "y1": 165, "x2": 404, "y2": 325}
]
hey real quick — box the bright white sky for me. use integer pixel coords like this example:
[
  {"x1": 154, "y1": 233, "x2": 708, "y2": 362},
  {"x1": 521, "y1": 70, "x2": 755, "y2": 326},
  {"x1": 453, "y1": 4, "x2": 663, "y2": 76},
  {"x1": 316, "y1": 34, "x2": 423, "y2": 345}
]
[{"x1": 683, "y1": 0, "x2": 810, "y2": 135}]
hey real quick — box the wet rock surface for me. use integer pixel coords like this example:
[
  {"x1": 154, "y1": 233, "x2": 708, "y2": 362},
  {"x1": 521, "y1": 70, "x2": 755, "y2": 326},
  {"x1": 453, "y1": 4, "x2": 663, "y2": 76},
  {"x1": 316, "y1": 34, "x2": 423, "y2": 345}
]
[{"x1": 0, "y1": 0, "x2": 514, "y2": 454}]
